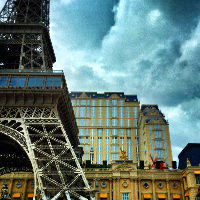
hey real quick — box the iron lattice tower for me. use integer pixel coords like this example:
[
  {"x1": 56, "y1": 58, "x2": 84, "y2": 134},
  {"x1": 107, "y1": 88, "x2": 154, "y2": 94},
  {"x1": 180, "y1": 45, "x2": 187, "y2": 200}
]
[{"x1": 0, "y1": 1, "x2": 92, "y2": 200}]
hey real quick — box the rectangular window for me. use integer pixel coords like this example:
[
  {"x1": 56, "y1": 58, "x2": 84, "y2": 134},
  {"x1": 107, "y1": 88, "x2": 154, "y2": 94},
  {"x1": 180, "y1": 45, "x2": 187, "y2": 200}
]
[
  {"x1": 10, "y1": 77, "x2": 26, "y2": 87},
  {"x1": 134, "y1": 107, "x2": 137, "y2": 118},
  {"x1": 122, "y1": 193, "x2": 129, "y2": 200},
  {"x1": 112, "y1": 129, "x2": 117, "y2": 136},
  {"x1": 112, "y1": 153, "x2": 118, "y2": 160},
  {"x1": 98, "y1": 129, "x2": 103, "y2": 136},
  {"x1": 155, "y1": 140, "x2": 162, "y2": 148},
  {"x1": 120, "y1": 137, "x2": 124, "y2": 144},
  {"x1": 155, "y1": 131, "x2": 161, "y2": 138},
  {"x1": 92, "y1": 100, "x2": 95, "y2": 106},
  {"x1": 135, "y1": 138, "x2": 139, "y2": 144},
  {"x1": 120, "y1": 129, "x2": 124, "y2": 136},
  {"x1": 79, "y1": 119, "x2": 85, "y2": 126},
  {"x1": 112, "y1": 145, "x2": 117, "y2": 152},
  {"x1": 99, "y1": 100, "x2": 102, "y2": 106},
  {"x1": 135, "y1": 129, "x2": 138, "y2": 137},
  {"x1": 98, "y1": 119, "x2": 102, "y2": 126},
  {"x1": 91, "y1": 129, "x2": 95, "y2": 137},
  {"x1": 90, "y1": 153, "x2": 94, "y2": 162},
  {"x1": 28, "y1": 77, "x2": 44, "y2": 87},
  {"x1": 127, "y1": 129, "x2": 131, "y2": 137},
  {"x1": 71, "y1": 100, "x2": 75, "y2": 106},
  {"x1": 90, "y1": 137, "x2": 94, "y2": 145},
  {"x1": 87, "y1": 100, "x2": 90, "y2": 105},
  {"x1": 79, "y1": 136, "x2": 84, "y2": 144},
  {"x1": 90, "y1": 145, "x2": 94, "y2": 152},
  {"x1": 106, "y1": 119, "x2": 109, "y2": 127},
  {"x1": 136, "y1": 145, "x2": 139, "y2": 153},
  {"x1": 79, "y1": 129, "x2": 84, "y2": 136},
  {"x1": 80, "y1": 107, "x2": 86, "y2": 117},
  {"x1": 112, "y1": 137, "x2": 117, "y2": 144},
  {"x1": 112, "y1": 100, "x2": 117, "y2": 106},
  {"x1": 85, "y1": 153, "x2": 88, "y2": 160},
  {"x1": 127, "y1": 138, "x2": 131, "y2": 144},
  {"x1": 106, "y1": 137, "x2": 109, "y2": 145},
  {"x1": 119, "y1": 100, "x2": 123, "y2": 106},
  {"x1": 112, "y1": 107, "x2": 117, "y2": 117},
  {"x1": 86, "y1": 107, "x2": 90, "y2": 117},
  {"x1": 98, "y1": 153, "x2": 102, "y2": 163},
  {"x1": 162, "y1": 125, "x2": 166, "y2": 139},
  {"x1": 106, "y1": 145, "x2": 109, "y2": 152},
  {"x1": 128, "y1": 154, "x2": 132, "y2": 160},
  {"x1": 98, "y1": 137, "x2": 102, "y2": 144},
  {"x1": 127, "y1": 145, "x2": 132, "y2": 153},
  {"x1": 136, "y1": 154, "x2": 140, "y2": 162},
  {"x1": 91, "y1": 119, "x2": 95, "y2": 126},
  {"x1": 106, "y1": 100, "x2": 109, "y2": 106},
  {"x1": 120, "y1": 118, "x2": 124, "y2": 127},
  {"x1": 105, "y1": 129, "x2": 109, "y2": 137},
  {"x1": 105, "y1": 153, "x2": 109, "y2": 162},
  {"x1": 112, "y1": 119, "x2": 117, "y2": 126},
  {"x1": 98, "y1": 145, "x2": 102, "y2": 152},
  {"x1": 46, "y1": 77, "x2": 61, "y2": 87},
  {"x1": 120, "y1": 107, "x2": 123, "y2": 118},
  {"x1": 156, "y1": 150, "x2": 163, "y2": 159},
  {"x1": 85, "y1": 137, "x2": 88, "y2": 144},
  {"x1": 81, "y1": 100, "x2": 86, "y2": 105},
  {"x1": 98, "y1": 107, "x2": 102, "y2": 118},
  {"x1": 76, "y1": 100, "x2": 79, "y2": 105},
  {"x1": 195, "y1": 175, "x2": 200, "y2": 184},
  {"x1": 0, "y1": 76, "x2": 8, "y2": 86},
  {"x1": 91, "y1": 107, "x2": 95, "y2": 118},
  {"x1": 127, "y1": 119, "x2": 130, "y2": 127},
  {"x1": 76, "y1": 107, "x2": 79, "y2": 118},
  {"x1": 134, "y1": 119, "x2": 138, "y2": 127},
  {"x1": 126, "y1": 107, "x2": 130, "y2": 118},
  {"x1": 106, "y1": 107, "x2": 109, "y2": 117}
]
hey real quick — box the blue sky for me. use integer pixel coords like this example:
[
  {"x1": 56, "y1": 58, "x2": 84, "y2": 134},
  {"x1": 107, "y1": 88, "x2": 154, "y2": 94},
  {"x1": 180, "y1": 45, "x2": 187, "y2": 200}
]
[{"x1": 1, "y1": 0, "x2": 200, "y2": 163}]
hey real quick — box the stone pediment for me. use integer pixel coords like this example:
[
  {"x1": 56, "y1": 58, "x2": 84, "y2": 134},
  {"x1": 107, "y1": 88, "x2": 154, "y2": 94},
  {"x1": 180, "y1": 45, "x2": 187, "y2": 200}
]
[
  {"x1": 79, "y1": 92, "x2": 89, "y2": 98},
  {"x1": 112, "y1": 163, "x2": 137, "y2": 171}
]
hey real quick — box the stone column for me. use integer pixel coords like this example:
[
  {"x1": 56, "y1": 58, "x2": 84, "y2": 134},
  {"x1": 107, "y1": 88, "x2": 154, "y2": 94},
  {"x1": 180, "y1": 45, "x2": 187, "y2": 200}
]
[
  {"x1": 134, "y1": 179, "x2": 139, "y2": 200},
  {"x1": 9, "y1": 179, "x2": 13, "y2": 195},
  {"x1": 131, "y1": 179, "x2": 134, "y2": 200},
  {"x1": 166, "y1": 180, "x2": 171, "y2": 200},
  {"x1": 109, "y1": 178, "x2": 112, "y2": 200},
  {"x1": 113, "y1": 178, "x2": 116, "y2": 200},
  {"x1": 138, "y1": 179, "x2": 141, "y2": 200},
  {"x1": 117, "y1": 178, "x2": 120, "y2": 200},
  {"x1": 22, "y1": 179, "x2": 28, "y2": 200},
  {"x1": 152, "y1": 179, "x2": 156, "y2": 200},
  {"x1": 181, "y1": 181, "x2": 185, "y2": 200}
]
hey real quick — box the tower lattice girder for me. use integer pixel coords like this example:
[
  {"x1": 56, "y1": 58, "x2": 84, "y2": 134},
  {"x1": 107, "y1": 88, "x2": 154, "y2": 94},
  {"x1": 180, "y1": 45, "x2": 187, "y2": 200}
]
[{"x1": 0, "y1": 0, "x2": 92, "y2": 199}]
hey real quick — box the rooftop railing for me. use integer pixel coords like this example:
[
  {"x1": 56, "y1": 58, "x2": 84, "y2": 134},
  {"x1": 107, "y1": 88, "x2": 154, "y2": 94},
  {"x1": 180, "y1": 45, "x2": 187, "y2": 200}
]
[{"x1": 0, "y1": 69, "x2": 64, "y2": 74}]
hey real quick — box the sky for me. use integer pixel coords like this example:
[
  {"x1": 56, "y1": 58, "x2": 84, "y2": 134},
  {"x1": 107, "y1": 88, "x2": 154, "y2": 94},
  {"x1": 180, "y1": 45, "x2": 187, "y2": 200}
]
[{"x1": 1, "y1": 0, "x2": 200, "y2": 163}]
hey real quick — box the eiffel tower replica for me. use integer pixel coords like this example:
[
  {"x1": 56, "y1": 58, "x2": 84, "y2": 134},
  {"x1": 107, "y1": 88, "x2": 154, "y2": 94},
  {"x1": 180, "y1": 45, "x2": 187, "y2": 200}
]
[{"x1": 0, "y1": 1, "x2": 92, "y2": 199}]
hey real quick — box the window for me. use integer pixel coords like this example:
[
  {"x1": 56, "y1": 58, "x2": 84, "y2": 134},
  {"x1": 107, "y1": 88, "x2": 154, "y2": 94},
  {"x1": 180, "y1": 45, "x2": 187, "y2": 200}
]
[
  {"x1": 112, "y1": 137, "x2": 117, "y2": 144},
  {"x1": 98, "y1": 153, "x2": 102, "y2": 163},
  {"x1": 90, "y1": 145, "x2": 94, "y2": 152},
  {"x1": 127, "y1": 145, "x2": 132, "y2": 153},
  {"x1": 119, "y1": 100, "x2": 123, "y2": 106},
  {"x1": 112, "y1": 129, "x2": 117, "y2": 136},
  {"x1": 120, "y1": 129, "x2": 124, "y2": 136},
  {"x1": 112, "y1": 153, "x2": 118, "y2": 160},
  {"x1": 135, "y1": 129, "x2": 138, "y2": 137},
  {"x1": 135, "y1": 138, "x2": 139, "y2": 144},
  {"x1": 91, "y1": 119, "x2": 95, "y2": 126},
  {"x1": 155, "y1": 131, "x2": 161, "y2": 138},
  {"x1": 80, "y1": 107, "x2": 86, "y2": 117},
  {"x1": 120, "y1": 137, "x2": 124, "y2": 144},
  {"x1": 79, "y1": 137, "x2": 84, "y2": 144},
  {"x1": 28, "y1": 77, "x2": 44, "y2": 87},
  {"x1": 90, "y1": 137, "x2": 94, "y2": 145},
  {"x1": 79, "y1": 129, "x2": 84, "y2": 136},
  {"x1": 98, "y1": 119, "x2": 102, "y2": 126},
  {"x1": 112, "y1": 145, "x2": 117, "y2": 152},
  {"x1": 98, "y1": 107, "x2": 102, "y2": 118},
  {"x1": 122, "y1": 193, "x2": 129, "y2": 200},
  {"x1": 98, "y1": 129, "x2": 103, "y2": 136},
  {"x1": 127, "y1": 129, "x2": 131, "y2": 137},
  {"x1": 106, "y1": 137, "x2": 109, "y2": 145},
  {"x1": 120, "y1": 118, "x2": 124, "y2": 126},
  {"x1": 195, "y1": 174, "x2": 200, "y2": 184},
  {"x1": 136, "y1": 145, "x2": 139, "y2": 153},
  {"x1": 127, "y1": 119, "x2": 130, "y2": 127},
  {"x1": 98, "y1": 137, "x2": 102, "y2": 144},
  {"x1": 162, "y1": 125, "x2": 166, "y2": 139},
  {"x1": 105, "y1": 129, "x2": 109, "y2": 137},
  {"x1": 105, "y1": 153, "x2": 109, "y2": 162},
  {"x1": 156, "y1": 150, "x2": 163, "y2": 159},
  {"x1": 71, "y1": 100, "x2": 75, "y2": 106},
  {"x1": 126, "y1": 107, "x2": 130, "y2": 118},
  {"x1": 134, "y1": 107, "x2": 137, "y2": 118},
  {"x1": 81, "y1": 100, "x2": 86, "y2": 105},
  {"x1": 91, "y1": 107, "x2": 95, "y2": 118},
  {"x1": 112, "y1": 100, "x2": 117, "y2": 106},
  {"x1": 106, "y1": 119, "x2": 109, "y2": 127},
  {"x1": 128, "y1": 154, "x2": 132, "y2": 160},
  {"x1": 85, "y1": 137, "x2": 88, "y2": 143},
  {"x1": 155, "y1": 140, "x2": 162, "y2": 148},
  {"x1": 46, "y1": 77, "x2": 61, "y2": 87},
  {"x1": 0, "y1": 76, "x2": 7, "y2": 86},
  {"x1": 99, "y1": 100, "x2": 102, "y2": 106},
  {"x1": 112, "y1": 107, "x2": 117, "y2": 117},
  {"x1": 79, "y1": 119, "x2": 85, "y2": 126},
  {"x1": 98, "y1": 145, "x2": 102, "y2": 152},
  {"x1": 120, "y1": 107, "x2": 123, "y2": 118},
  {"x1": 10, "y1": 77, "x2": 26, "y2": 87},
  {"x1": 134, "y1": 119, "x2": 138, "y2": 127},
  {"x1": 90, "y1": 153, "x2": 94, "y2": 162},
  {"x1": 112, "y1": 119, "x2": 117, "y2": 126},
  {"x1": 127, "y1": 138, "x2": 131, "y2": 144},
  {"x1": 87, "y1": 100, "x2": 90, "y2": 105},
  {"x1": 106, "y1": 107, "x2": 109, "y2": 118},
  {"x1": 92, "y1": 100, "x2": 95, "y2": 106},
  {"x1": 106, "y1": 145, "x2": 109, "y2": 152},
  {"x1": 106, "y1": 100, "x2": 109, "y2": 106}
]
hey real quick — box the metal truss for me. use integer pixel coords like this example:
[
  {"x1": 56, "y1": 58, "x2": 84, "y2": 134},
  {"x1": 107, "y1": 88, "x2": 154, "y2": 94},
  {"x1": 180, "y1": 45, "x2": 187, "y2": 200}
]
[
  {"x1": 0, "y1": 106, "x2": 91, "y2": 200},
  {"x1": 0, "y1": 0, "x2": 55, "y2": 70},
  {"x1": 0, "y1": 0, "x2": 50, "y2": 27}
]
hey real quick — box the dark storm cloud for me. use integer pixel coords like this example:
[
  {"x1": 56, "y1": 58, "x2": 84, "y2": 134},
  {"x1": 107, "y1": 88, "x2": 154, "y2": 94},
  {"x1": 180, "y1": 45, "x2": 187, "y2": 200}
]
[{"x1": 51, "y1": 0, "x2": 119, "y2": 49}]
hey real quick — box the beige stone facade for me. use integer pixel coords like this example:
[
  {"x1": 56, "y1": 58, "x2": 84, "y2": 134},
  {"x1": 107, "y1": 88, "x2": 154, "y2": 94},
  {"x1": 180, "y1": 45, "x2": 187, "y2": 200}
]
[{"x1": 1, "y1": 163, "x2": 200, "y2": 200}]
